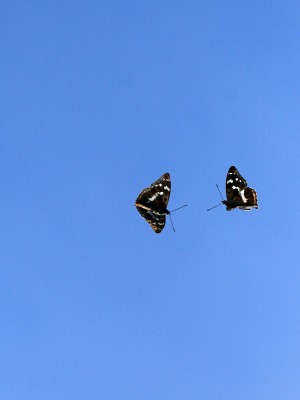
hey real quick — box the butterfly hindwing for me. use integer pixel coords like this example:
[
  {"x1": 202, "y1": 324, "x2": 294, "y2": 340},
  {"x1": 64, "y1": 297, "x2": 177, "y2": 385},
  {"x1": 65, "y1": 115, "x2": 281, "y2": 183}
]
[
  {"x1": 135, "y1": 173, "x2": 171, "y2": 233},
  {"x1": 135, "y1": 207, "x2": 166, "y2": 233},
  {"x1": 225, "y1": 166, "x2": 258, "y2": 211}
]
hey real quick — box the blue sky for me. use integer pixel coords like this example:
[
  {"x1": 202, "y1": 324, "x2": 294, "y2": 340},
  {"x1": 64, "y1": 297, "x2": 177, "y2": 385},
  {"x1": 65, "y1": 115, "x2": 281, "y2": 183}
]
[{"x1": 1, "y1": 1, "x2": 300, "y2": 399}]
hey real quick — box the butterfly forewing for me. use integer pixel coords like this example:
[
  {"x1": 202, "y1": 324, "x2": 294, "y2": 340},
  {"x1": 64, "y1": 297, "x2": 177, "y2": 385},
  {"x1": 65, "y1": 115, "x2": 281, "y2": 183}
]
[
  {"x1": 225, "y1": 166, "x2": 258, "y2": 211},
  {"x1": 135, "y1": 173, "x2": 171, "y2": 233}
]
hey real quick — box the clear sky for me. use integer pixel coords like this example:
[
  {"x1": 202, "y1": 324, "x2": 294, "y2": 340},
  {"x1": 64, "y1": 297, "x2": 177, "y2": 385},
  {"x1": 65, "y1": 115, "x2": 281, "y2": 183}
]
[{"x1": 1, "y1": 1, "x2": 300, "y2": 399}]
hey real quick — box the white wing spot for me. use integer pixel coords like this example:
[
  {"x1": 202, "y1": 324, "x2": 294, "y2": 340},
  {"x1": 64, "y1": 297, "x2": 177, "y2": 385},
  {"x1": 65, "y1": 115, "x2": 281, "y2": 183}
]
[
  {"x1": 239, "y1": 189, "x2": 247, "y2": 203},
  {"x1": 148, "y1": 194, "x2": 158, "y2": 201}
]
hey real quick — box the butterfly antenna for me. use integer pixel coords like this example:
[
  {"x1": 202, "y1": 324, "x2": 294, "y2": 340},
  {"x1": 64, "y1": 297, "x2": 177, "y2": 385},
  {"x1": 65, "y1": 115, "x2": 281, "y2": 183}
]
[
  {"x1": 216, "y1": 184, "x2": 224, "y2": 201},
  {"x1": 207, "y1": 202, "x2": 222, "y2": 211},
  {"x1": 169, "y1": 214, "x2": 175, "y2": 232},
  {"x1": 207, "y1": 185, "x2": 224, "y2": 211},
  {"x1": 168, "y1": 204, "x2": 187, "y2": 232},
  {"x1": 170, "y1": 204, "x2": 188, "y2": 213}
]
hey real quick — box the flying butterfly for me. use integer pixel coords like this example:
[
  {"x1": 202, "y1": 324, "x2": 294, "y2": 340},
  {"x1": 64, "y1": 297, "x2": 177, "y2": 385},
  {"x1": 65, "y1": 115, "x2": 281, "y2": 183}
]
[
  {"x1": 207, "y1": 166, "x2": 258, "y2": 211},
  {"x1": 135, "y1": 173, "x2": 187, "y2": 233}
]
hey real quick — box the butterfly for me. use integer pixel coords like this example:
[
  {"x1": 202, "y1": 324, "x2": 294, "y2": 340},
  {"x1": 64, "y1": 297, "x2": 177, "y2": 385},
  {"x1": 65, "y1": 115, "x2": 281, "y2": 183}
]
[
  {"x1": 135, "y1": 173, "x2": 172, "y2": 233},
  {"x1": 207, "y1": 166, "x2": 258, "y2": 211}
]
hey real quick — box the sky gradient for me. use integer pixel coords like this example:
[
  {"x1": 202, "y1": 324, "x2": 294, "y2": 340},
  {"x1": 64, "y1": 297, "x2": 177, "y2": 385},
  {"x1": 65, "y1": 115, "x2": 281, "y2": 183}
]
[{"x1": 1, "y1": 1, "x2": 300, "y2": 399}]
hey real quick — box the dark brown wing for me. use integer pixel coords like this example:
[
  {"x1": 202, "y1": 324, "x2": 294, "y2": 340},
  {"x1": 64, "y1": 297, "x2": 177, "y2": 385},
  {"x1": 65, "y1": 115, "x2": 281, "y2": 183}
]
[
  {"x1": 135, "y1": 173, "x2": 171, "y2": 212},
  {"x1": 225, "y1": 166, "x2": 258, "y2": 210},
  {"x1": 135, "y1": 173, "x2": 171, "y2": 214},
  {"x1": 238, "y1": 187, "x2": 258, "y2": 210},
  {"x1": 135, "y1": 206, "x2": 166, "y2": 233},
  {"x1": 226, "y1": 166, "x2": 247, "y2": 202},
  {"x1": 135, "y1": 173, "x2": 171, "y2": 232}
]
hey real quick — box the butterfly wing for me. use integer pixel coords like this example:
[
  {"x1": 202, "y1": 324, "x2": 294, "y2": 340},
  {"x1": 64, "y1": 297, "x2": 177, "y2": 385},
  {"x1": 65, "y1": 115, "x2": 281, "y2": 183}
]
[
  {"x1": 226, "y1": 166, "x2": 247, "y2": 203},
  {"x1": 135, "y1": 173, "x2": 171, "y2": 233},
  {"x1": 135, "y1": 207, "x2": 166, "y2": 233},
  {"x1": 135, "y1": 173, "x2": 171, "y2": 211},
  {"x1": 225, "y1": 166, "x2": 258, "y2": 211},
  {"x1": 238, "y1": 187, "x2": 258, "y2": 210}
]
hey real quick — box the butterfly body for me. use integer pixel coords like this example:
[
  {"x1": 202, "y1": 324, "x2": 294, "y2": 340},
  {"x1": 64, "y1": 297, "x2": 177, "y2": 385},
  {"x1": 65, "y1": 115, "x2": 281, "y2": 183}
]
[
  {"x1": 135, "y1": 173, "x2": 171, "y2": 233},
  {"x1": 224, "y1": 166, "x2": 258, "y2": 211}
]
